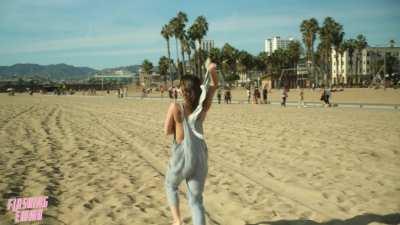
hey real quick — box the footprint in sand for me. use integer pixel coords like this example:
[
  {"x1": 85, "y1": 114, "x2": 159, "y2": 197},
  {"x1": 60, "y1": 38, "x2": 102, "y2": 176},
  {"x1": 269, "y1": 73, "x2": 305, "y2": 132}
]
[
  {"x1": 322, "y1": 192, "x2": 330, "y2": 199},
  {"x1": 83, "y1": 197, "x2": 100, "y2": 210}
]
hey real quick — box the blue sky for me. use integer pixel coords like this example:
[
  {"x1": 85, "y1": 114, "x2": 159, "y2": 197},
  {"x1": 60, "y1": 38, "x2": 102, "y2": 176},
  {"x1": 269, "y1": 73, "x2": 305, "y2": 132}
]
[{"x1": 0, "y1": 0, "x2": 399, "y2": 69}]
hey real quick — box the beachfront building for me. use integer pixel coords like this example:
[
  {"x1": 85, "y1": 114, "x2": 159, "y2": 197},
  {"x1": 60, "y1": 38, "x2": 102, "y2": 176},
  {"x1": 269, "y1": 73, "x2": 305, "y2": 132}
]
[
  {"x1": 201, "y1": 40, "x2": 215, "y2": 52},
  {"x1": 331, "y1": 46, "x2": 400, "y2": 85},
  {"x1": 265, "y1": 36, "x2": 294, "y2": 56},
  {"x1": 93, "y1": 70, "x2": 136, "y2": 89},
  {"x1": 138, "y1": 68, "x2": 166, "y2": 87}
]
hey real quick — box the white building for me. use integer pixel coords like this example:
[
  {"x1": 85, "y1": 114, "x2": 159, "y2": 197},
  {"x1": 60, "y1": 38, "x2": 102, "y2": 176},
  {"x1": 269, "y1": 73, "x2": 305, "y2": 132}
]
[
  {"x1": 331, "y1": 46, "x2": 400, "y2": 84},
  {"x1": 265, "y1": 36, "x2": 294, "y2": 55},
  {"x1": 201, "y1": 40, "x2": 215, "y2": 52}
]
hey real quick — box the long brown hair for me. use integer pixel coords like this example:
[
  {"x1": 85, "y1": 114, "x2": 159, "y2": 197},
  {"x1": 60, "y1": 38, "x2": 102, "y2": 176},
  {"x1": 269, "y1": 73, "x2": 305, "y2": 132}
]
[{"x1": 180, "y1": 75, "x2": 202, "y2": 112}]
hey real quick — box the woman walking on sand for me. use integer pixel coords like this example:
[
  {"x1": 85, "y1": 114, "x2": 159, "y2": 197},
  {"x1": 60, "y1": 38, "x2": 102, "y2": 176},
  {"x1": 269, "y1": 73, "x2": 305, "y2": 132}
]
[{"x1": 164, "y1": 59, "x2": 218, "y2": 225}]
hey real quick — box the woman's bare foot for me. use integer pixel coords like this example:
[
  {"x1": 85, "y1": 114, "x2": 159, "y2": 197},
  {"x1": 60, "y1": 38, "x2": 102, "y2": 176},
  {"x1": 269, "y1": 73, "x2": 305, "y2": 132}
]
[{"x1": 172, "y1": 219, "x2": 183, "y2": 225}]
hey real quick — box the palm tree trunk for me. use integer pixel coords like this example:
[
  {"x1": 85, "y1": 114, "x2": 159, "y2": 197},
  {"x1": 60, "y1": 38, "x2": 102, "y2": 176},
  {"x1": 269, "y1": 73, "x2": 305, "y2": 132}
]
[
  {"x1": 187, "y1": 53, "x2": 192, "y2": 75},
  {"x1": 166, "y1": 39, "x2": 172, "y2": 86},
  {"x1": 175, "y1": 38, "x2": 181, "y2": 79},
  {"x1": 311, "y1": 41, "x2": 316, "y2": 86},
  {"x1": 180, "y1": 40, "x2": 186, "y2": 76},
  {"x1": 198, "y1": 39, "x2": 203, "y2": 79},
  {"x1": 335, "y1": 51, "x2": 339, "y2": 85}
]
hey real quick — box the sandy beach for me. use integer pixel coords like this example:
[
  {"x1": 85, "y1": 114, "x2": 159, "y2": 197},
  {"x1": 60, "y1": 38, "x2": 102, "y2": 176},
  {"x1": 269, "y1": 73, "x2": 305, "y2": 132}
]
[{"x1": 0, "y1": 93, "x2": 399, "y2": 225}]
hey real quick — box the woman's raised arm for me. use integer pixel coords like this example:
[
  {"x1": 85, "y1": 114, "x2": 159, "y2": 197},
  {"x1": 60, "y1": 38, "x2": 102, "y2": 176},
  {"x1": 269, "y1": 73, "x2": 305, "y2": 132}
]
[
  {"x1": 164, "y1": 103, "x2": 176, "y2": 135},
  {"x1": 201, "y1": 63, "x2": 218, "y2": 119}
]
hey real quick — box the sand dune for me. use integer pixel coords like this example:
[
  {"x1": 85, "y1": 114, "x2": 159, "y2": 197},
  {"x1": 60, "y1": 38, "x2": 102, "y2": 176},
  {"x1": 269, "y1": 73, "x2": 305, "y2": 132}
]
[{"x1": 0, "y1": 94, "x2": 399, "y2": 225}]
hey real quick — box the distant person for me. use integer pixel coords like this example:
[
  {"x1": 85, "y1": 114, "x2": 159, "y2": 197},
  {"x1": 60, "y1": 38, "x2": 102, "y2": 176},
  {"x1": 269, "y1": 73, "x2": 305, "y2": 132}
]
[
  {"x1": 227, "y1": 90, "x2": 232, "y2": 104},
  {"x1": 298, "y1": 88, "x2": 305, "y2": 108},
  {"x1": 168, "y1": 87, "x2": 173, "y2": 99},
  {"x1": 217, "y1": 89, "x2": 222, "y2": 104},
  {"x1": 173, "y1": 87, "x2": 178, "y2": 101},
  {"x1": 320, "y1": 87, "x2": 331, "y2": 107},
  {"x1": 224, "y1": 89, "x2": 231, "y2": 104},
  {"x1": 141, "y1": 87, "x2": 146, "y2": 99},
  {"x1": 253, "y1": 88, "x2": 260, "y2": 104},
  {"x1": 281, "y1": 88, "x2": 288, "y2": 107},
  {"x1": 160, "y1": 86, "x2": 165, "y2": 98},
  {"x1": 262, "y1": 85, "x2": 268, "y2": 104},
  {"x1": 247, "y1": 88, "x2": 251, "y2": 103}
]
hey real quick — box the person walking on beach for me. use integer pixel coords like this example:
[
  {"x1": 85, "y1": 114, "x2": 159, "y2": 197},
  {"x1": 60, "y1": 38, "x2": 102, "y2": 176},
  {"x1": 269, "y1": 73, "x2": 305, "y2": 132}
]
[
  {"x1": 169, "y1": 87, "x2": 173, "y2": 99},
  {"x1": 217, "y1": 89, "x2": 222, "y2": 104},
  {"x1": 124, "y1": 87, "x2": 128, "y2": 98},
  {"x1": 320, "y1": 87, "x2": 331, "y2": 107},
  {"x1": 224, "y1": 89, "x2": 231, "y2": 104},
  {"x1": 227, "y1": 89, "x2": 232, "y2": 104},
  {"x1": 298, "y1": 88, "x2": 305, "y2": 108},
  {"x1": 164, "y1": 60, "x2": 218, "y2": 225},
  {"x1": 173, "y1": 87, "x2": 178, "y2": 102},
  {"x1": 262, "y1": 85, "x2": 268, "y2": 104},
  {"x1": 247, "y1": 87, "x2": 251, "y2": 103},
  {"x1": 281, "y1": 87, "x2": 288, "y2": 107},
  {"x1": 253, "y1": 88, "x2": 260, "y2": 104},
  {"x1": 141, "y1": 87, "x2": 147, "y2": 99},
  {"x1": 161, "y1": 86, "x2": 165, "y2": 98}
]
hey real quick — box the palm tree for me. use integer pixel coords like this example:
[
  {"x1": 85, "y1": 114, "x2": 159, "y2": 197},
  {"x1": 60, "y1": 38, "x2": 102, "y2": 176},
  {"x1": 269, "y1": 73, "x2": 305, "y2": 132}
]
[
  {"x1": 169, "y1": 17, "x2": 182, "y2": 78},
  {"x1": 355, "y1": 34, "x2": 367, "y2": 85},
  {"x1": 331, "y1": 21, "x2": 345, "y2": 85},
  {"x1": 300, "y1": 18, "x2": 319, "y2": 75},
  {"x1": 161, "y1": 24, "x2": 173, "y2": 85},
  {"x1": 221, "y1": 43, "x2": 239, "y2": 76},
  {"x1": 189, "y1": 16, "x2": 208, "y2": 78},
  {"x1": 389, "y1": 39, "x2": 395, "y2": 47},
  {"x1": 318, "y1": 17, "x2": 337, "y2": 86},
  {"x1": 182, "y1": 32, "x2": 195, "y2": 75},
  {"x1": 237, "y1": 50, "x2": 255, "y2": 83},
  {"x1": 176, "y1": 11, "x2": 188, "y2": 76},
  {"x1": 287, "y1": 40, "x2": 302, "y2": 69},
  {"x1": 188, "y1": 23, "x2": 199, "y2": 76},
  {"x1": 340, "y1": 39, "x2": 356, "y2": 85},
  {"x1": 141, "y1": 59, "x2": 153, "y2": 87},
  {"x1": 158, "y1": 56, "x2": 170, "y2": 86},
  {"x1": 255, "y1": 52, "x2": 268, "y2": 74},
  {"x1": 197, "y1": 16, "x2": 208, "y2": 76}
]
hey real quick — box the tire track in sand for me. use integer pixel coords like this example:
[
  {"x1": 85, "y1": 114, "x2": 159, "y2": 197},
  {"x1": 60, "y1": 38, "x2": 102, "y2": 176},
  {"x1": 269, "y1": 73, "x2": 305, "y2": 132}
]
[
  {"x1": 73, "y1": 106, "x2": 223, "y2": 225},
  {"x1": 96, "y1": 107, "x2": 349, "y2": 221},
  {"x1": 38, "y1": 105, "x2": 68, "y2": 225}
]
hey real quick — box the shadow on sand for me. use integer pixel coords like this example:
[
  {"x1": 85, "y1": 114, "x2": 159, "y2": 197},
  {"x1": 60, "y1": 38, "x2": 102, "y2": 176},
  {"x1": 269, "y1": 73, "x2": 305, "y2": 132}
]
[{"x1": 246, "y1": 213, "x2": 400, "y2": 225}]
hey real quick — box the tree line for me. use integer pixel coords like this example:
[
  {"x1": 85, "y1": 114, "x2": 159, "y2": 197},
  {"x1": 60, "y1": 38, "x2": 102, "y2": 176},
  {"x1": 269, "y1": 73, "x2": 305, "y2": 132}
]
[{"x1": 141, "y1": 13, "x2": 396, "y2": 87}]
